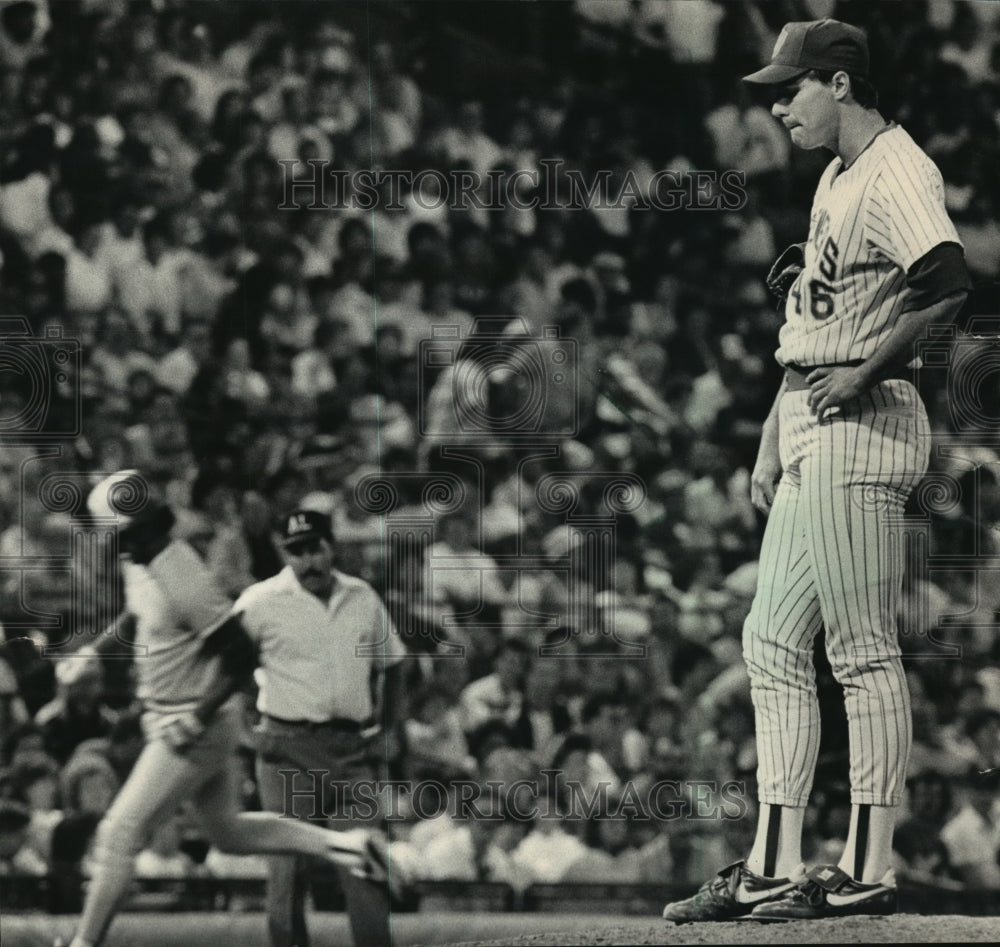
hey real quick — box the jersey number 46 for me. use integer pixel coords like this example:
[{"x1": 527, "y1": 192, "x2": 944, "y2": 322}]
[{"x1": 792, "y1": 236, "x2": 839, "y2": 320}]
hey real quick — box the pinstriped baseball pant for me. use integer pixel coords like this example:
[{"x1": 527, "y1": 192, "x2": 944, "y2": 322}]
[{"x1": 743, "y1": 380, "x2": 930, "y2": 807}]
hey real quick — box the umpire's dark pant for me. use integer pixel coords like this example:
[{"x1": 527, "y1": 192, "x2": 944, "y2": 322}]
[{"x1": 255, "y1": 716, "x2": 391, "y2": 947}]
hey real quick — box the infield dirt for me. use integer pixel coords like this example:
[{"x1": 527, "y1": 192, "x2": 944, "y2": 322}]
[{"x1": 8, "y1": 911, "x2": 999, "y2": 946}]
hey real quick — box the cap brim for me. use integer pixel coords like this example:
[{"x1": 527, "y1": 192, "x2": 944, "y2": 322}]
[
  {"x1": 281, "y1": 531, "x2": 329, "y2": 549},
  {"x1": 742, "y1": 64, "x2": 809, "y2": 85}
]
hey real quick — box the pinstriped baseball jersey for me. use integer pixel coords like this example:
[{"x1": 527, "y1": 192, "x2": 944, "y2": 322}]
[
  {"x1": 777, "y1": 123, "x2": 961, "y2": 367},
  {"x1": 124, "y1": 539, "x2": 233, "y2": 708}
]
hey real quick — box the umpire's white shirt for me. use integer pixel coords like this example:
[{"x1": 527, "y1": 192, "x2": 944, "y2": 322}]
[{"x1": 234, "y1": 567, "x2": 405, "y2": 723}]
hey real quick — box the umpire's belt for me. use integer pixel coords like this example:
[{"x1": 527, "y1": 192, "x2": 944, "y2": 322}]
[
  {"x1": 784, "y1": 360, "x2": 909, "y2": 392},
  {"x1": 262, "y1": 713, "x2": 372, "y2": 734}
]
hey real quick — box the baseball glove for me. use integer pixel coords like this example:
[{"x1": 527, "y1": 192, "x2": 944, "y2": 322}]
[{"x1": 767, "y1": 242, "x2": 806, "y2": 300}]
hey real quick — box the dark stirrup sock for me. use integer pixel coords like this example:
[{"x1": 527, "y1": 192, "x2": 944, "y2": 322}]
[
  {"x1": 854, "y1": 803, "x2": 871, "y2": 880},
  {"x1": 764, "y1": 803, "x2": 782, "y2": 878}
]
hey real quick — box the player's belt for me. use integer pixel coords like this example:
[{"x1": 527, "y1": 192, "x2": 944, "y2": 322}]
[
  {"x1": 784, "y1": 361, "x2": 910, "y2": 392},
  {"x1": 262, "y1": 713, "x2": 372, "y2": 733}
]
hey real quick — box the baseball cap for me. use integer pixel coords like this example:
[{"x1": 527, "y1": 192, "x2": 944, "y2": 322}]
[
  {"x1": 743, "y1": 19, "x2": 869, "y2": 86},
  {"x1": 279, "y1": 508, "x2": 334, "y2": 549}
]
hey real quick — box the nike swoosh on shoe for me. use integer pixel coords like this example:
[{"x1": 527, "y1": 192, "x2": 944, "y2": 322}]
[
  {"x1": 826, "y1": 885, "x2": 893, "y2": 907},
  {"x1": 734, "y1": 880, "x2": 797, "y2": 904}
]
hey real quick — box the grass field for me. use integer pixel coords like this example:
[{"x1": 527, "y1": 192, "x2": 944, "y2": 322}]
[{"x1": 5, "y1": 912, "x2": 1000, "y2": 946}]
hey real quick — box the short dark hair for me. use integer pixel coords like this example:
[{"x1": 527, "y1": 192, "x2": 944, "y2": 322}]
[
  {"x1": 581, "y1": 690, "x2": 627, "y2": 724},
  {"x1": 809, "y1": 69, "x2": 879, "y2": 109}
]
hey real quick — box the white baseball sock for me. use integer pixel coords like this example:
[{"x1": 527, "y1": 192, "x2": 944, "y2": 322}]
[
  {"x1": 838, "y1": 803, "x2": 897, "y2": 882},
  {"x1": 746, "y1": 802, "x2": 805, "y2": 878}
]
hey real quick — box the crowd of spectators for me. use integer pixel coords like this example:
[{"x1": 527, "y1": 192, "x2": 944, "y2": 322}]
[{"x1": 0, "y1": 0, "x2": 999, "y2": 904}]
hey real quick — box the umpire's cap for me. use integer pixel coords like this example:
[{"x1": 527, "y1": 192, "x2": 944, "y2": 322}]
[
  {"x1": 279, "y1": 508, "x2": 334, "y2": 549},
  {"x1": 743, "y1": 19, "x2": 869, "y2": 86}
]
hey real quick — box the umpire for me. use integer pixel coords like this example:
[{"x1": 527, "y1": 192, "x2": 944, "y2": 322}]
[{"x1": 235, "y1": 508, "x2": 408, "y2": 947}]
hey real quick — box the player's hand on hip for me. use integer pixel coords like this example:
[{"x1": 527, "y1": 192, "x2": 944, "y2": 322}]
[
  {"x1": 806, "y1": 365, "x2": 868, "y2": 420},
  {"x1": 153, "y1": 711, "x2": 206, "y2": 753},
  {"x1": 750, "y1": 451, "x2": 782, "y2": 515}
]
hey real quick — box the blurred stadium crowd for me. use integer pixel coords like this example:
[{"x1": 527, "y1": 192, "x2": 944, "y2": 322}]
[{"x1": 0, "y1": 0, "x2": 999, "y2": 906}]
